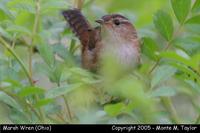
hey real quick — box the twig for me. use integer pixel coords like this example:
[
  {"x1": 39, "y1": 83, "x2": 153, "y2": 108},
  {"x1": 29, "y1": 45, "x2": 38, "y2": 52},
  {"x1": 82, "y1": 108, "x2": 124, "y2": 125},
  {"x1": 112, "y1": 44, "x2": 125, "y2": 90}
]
[{"x1": 161, "y1": 97, "x2": 180, "y2": 124}]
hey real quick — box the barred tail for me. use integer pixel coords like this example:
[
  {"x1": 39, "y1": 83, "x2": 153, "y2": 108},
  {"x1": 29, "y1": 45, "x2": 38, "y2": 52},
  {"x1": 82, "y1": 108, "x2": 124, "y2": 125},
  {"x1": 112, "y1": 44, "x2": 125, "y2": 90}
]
[{"x1": 62, "y1": 9, "x2": 91, "y2": 46}]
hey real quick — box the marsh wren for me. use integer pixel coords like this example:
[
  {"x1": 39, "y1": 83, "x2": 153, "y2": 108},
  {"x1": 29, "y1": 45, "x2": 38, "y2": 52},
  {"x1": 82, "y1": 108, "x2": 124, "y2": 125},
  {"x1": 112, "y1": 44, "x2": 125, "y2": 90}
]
[{"x1": 62, "y1": 9, "x2": 140, "y2": 72}]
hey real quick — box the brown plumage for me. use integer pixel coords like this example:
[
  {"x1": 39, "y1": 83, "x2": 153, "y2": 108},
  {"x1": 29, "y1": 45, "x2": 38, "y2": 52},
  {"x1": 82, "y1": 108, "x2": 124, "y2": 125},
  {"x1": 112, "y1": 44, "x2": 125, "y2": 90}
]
[{"x1": 62, "y1": 9, "x2": 140, "y2": 71}]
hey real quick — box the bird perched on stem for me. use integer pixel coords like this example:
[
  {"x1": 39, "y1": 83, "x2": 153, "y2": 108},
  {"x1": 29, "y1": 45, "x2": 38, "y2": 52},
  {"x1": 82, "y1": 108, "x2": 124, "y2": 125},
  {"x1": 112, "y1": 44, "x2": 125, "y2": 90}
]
[{"x1": 62, "y1": 9, "x2": 140, "y2": 72}]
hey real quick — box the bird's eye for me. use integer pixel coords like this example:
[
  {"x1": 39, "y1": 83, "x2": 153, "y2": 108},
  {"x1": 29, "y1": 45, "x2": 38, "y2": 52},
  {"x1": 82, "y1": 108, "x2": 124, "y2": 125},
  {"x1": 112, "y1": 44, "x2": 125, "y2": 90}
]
[{"x1": 113, "y1": 19, "x2": 120, "y2": 25}]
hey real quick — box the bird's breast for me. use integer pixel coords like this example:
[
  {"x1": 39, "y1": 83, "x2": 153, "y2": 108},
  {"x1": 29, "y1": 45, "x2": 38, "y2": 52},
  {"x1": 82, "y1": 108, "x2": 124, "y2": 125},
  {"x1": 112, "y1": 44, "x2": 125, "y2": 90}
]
[{"x1": 100, "y1": 40, "x2": 140, "y2": 69}]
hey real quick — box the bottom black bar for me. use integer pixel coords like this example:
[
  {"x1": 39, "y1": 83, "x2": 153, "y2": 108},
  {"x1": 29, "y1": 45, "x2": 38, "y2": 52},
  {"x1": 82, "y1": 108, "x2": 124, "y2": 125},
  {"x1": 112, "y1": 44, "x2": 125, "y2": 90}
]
[{"x1": 0, "y1": 124, "x2": 200, "y2": 133}]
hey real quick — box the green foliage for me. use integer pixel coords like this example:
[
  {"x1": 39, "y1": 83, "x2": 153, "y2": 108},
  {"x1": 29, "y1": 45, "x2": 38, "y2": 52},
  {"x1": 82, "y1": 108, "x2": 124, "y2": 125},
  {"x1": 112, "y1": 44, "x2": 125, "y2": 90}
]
[
  {"x1": 153, "y1": 10, "x2": 174, "y2": 41},
  {"x1": 37, "y1": 43, "x2": 55, "y2": 67},
  {"x1": 19, "y1": 86, "x2": 44, "y2": 97},
  {"x1": 0, "y1": 0, "x2": 200, "y2": 124},
  {"x1": 186, "y1": 15, "x2": 200, "y2": 24},
  {"x1": 142, "y1": 37, "x2": 159, "y2": 60},
  {"x1": 151, "y1": 65, "x2": 177, "y2": 88},
  {"x1": 150, "y1": 86, "x2": 177, "y2": 97},
  {"x1": 45, "y1": 84, "x2": 82, "y2": 99},
  {"x1": 171, "y1": 0, "x2": 191, "y2": 24},
  {"x1": 0, "y1": 91, "x2": 22, "y2": 112},
  {"x1": 104, "y1": 103, "x2": 126, "y2": 117},
  {"x1": 192, "y1": 0, "x2": 200, "y2": 12}
]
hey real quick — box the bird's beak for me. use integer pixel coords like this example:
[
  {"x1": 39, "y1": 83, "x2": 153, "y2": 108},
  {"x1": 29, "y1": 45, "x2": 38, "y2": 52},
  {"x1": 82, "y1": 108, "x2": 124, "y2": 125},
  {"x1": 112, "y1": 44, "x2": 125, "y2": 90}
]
[{"x1": 95, "y1": 19, "x2": 104, "y2": 25}]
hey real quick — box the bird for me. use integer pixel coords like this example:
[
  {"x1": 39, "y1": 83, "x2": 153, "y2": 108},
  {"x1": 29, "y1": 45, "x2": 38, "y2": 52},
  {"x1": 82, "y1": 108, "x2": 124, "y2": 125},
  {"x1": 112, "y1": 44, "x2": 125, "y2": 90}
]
[{"x1": 62, "y1": 9, "x2": 140, "y2": 72}]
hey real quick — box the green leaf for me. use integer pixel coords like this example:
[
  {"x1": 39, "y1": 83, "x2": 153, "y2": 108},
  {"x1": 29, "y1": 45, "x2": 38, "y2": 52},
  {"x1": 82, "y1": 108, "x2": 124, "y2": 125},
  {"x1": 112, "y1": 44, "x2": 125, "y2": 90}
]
[
  {"x1": 69, "y1": 39, "x2": 80, "y2": 55},
  {"x1": 159, "y1": 51, "x2": 191, "y2": 67},
  {"x1": 151, "y1": 65, "x2": 177, "y2": 88},
  {"x1": 150, "y1": 86, "x2": 177, "y2": 97},
  {"x1": 171, "y1": 0, "x2": 191, "y2": 24},
  {"x1": 186, "y1": 15, "x2": 200, "y2": 24},
  {"x1": 41, "y1": 0, "x2": 69, "y2": 14},
  {"x1": 37, "y1": 43, "x2": 55, "y2": 67},
  {"x1": 142, "y1": 37, "x2": 159, "y2": 60},
  {"x1": 174, "y1": 36, "x2": 200, "y2": 55},
  {"x1": 185, "y1": 24, "x2": 200, "y2": 34},
  {"x1": 166, "y1": 62, "x2": 200, "y2": 85},
  {"x1": 192, "y1": 0, "x2": 200, "y2": 12},
  {"x1": 0, "y1": 10, "x2": 7, "y2": 21},
  {"x1": 52, "y1": 62, "x2": 64, "y2": 84},
  {"x1": 185, "y1": 80, "x2": 200, "y2": 93},
  {"x1": 0, "y1": 1, "x2": 13, "y2": 19},
  {"x1": 52, "y1": 44, "x2": 75, "y2": 65},
  {"x1": 19, "y1": 86, "x2": 45, "y2": 97},
  {"x1": 191, "y1": 53, "x2": 200, "y2": 69},
  {"x1": 35, "y1": 63, "x2": 53, "y2": 79},
  {"x1": 153, "y1": 10, "x2": 174, "y2": 41},
  {"x1": 6, "y1": 25, "x2": 31, "y2": 36},
  {"x1": 0, "y1": 91, "x2": 22, "y2": 112},
  {"x1": 0, "y1": 26, "x2": 12, "y2": 39},
  {"x1": 104, "y1": 103, "x2": 125, "y2": 117},
  {"x1": 7, "y1": 0, "x2": 35, "y2": 14},
  {"x1": 9, "y1": 108, "x2": 30, "y2": 124},
  {"x1": 45, "y1": 84, "x2": 82, "y2": 99},
  {"x1": 0, "y1": 103, "x2": 12, "y2": 124},
  {"x1": 3, "y1": 79, "x2": 22, "y2": 89},
  {"x1": 15, "y1": 12, "x2": 35, "y2": 31},
  {"x1": 34, "y1": 98, "x2": 53, "y2": 108}
]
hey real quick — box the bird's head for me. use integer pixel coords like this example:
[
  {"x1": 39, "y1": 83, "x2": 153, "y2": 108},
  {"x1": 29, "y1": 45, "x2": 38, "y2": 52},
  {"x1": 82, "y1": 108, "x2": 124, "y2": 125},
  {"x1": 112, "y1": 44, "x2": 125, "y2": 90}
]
[{"x1": 96, "y1": 14, "x2": 137, "y2": 42}]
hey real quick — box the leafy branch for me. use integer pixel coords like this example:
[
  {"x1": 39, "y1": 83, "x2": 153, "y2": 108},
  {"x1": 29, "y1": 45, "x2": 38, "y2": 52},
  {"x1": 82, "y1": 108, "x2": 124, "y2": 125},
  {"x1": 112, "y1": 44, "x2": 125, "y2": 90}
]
[
  {"x1": 148, "y1": 25, "x2": 183, "y2": 74},
  {"x1": 0, "y1": 87, "x2": 41, "y2": 120},
  {"x1": 148, "y1": 0, "x2": 194, "y2": 124},
  {"x1": 0, "y1": 36, "x2": 33, "y2": 85}
]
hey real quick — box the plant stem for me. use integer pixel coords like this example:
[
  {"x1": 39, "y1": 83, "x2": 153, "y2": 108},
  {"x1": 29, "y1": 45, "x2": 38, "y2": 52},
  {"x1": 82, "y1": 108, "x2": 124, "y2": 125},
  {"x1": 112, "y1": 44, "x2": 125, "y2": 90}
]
[
  {"x1": 62, "y1": 95, "x2": 73, "y2": 121},
  {"x1": 57, "y1": 82, "x2": 73, "y2": 122},
  {"x1": 0, "y1": 36, "x2": 45, "y2": 122},
  {"x1": 29, "y1": 0, "x2": 41, "y2": 83},
  {"x1": 148, "y1": 25, "x2": 183, "y2": 75},
  {"x1": 0, "y1": 36, "x2": 33, "y2": 85},
  {"x1": 195, "y1": 115, "x2": 200, "y2": 124},
  {"x1": 161, "y1": 97, "x2": 180, "y2": 124},
  {"x1": 148, "y1": 40, "x2": 172, "y2": 74},
  {"x1": 28, "y1": 0, "x2": 46, "y2": 123},
  {"x1": 74, "y1": 0, "x2": 84, "y2": 9}
]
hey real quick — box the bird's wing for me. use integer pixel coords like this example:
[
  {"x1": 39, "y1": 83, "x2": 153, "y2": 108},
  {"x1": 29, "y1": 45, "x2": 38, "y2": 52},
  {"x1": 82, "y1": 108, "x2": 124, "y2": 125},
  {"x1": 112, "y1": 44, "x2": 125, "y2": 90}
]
[{"x1": 62, "y1": 9, "x2": 98, "y2": 49}]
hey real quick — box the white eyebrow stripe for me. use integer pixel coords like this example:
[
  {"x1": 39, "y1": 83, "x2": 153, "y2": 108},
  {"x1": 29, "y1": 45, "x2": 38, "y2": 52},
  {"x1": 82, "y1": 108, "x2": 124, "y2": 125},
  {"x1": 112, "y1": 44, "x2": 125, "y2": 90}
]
[
  {"x1": 121, "y1": 20, "x2": 129, "y2": 22},
  {"x1": 119, "y1": 19, "x2": 131, "y2": 24}
]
